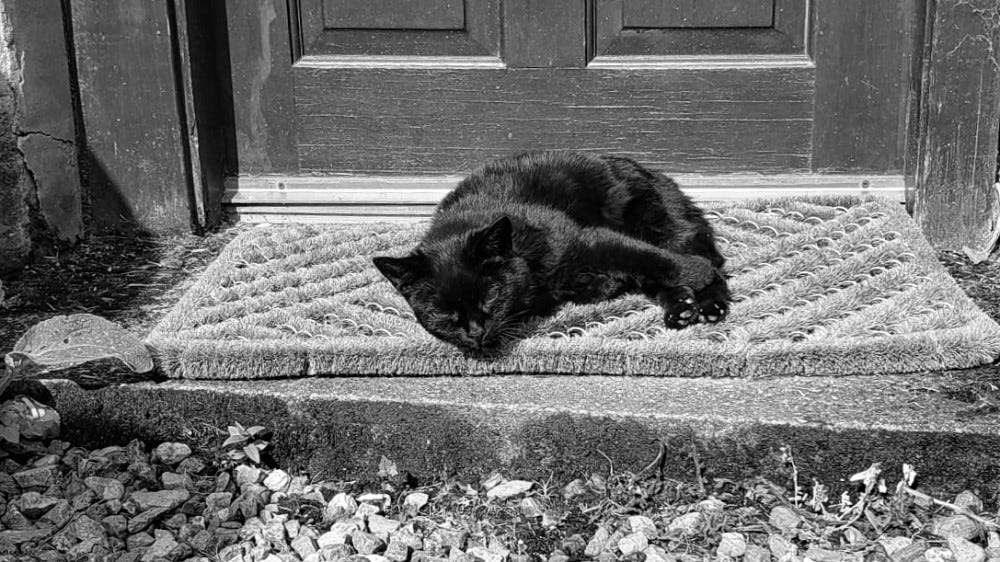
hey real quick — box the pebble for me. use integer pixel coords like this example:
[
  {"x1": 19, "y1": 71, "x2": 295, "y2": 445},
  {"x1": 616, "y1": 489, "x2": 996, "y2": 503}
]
[
  {"x1": 744, "y1": 544, "x2": 770, "y2": 562},
  {"x1": 932, "y1": 516, "x2": 982, "y2": 540},
  {"x1": 667, "y1": 512, "x2": 703, "y2": 536},
  {"x1": 617, "y1": 532, "x2": 649, "y2": 556},
  {"x1": 404, "y1": 492, "x2": 429, "y2": 511},
  {"x1": 486, "y1": 480, "x2": 533, "y2": 500},
  {"x1": 176, "y1": 456, "x2": 206, "y2": 474},
  {"x1": 161, "y1": 472, "x2": 194, "y2": 490},
  {"x1": 320, "y1": 518, "x2": 364, "y2": 547},
  {"x1": 293, "y1": 534, "x2": 320, "y2": 558},
  {"x1": 369, "y1": 514, "x2": 402, "y2": 539},
  {"x1": 769, "y1": 506, "x2": 803, "y2": 533},
  {"x1": 102, "y1": 514, "x2": 129, "y2": 538},
  {"x1": 547, "y1": 551, "x2": 571, "y2": 562},
  {"x1": 326, "y1": 492, "x2": 359, "y2": 521},
  {"x1": 562, "y1": 479, "x2": 587, "y2": 501},
  {"x1": 560, "y1": 535, "x2": 587, "y2": 556},
  {"x1": 1, "y1": 507, "x2": 31, "y2": 530},
  {"x1": 878, "y1": 536, "x2": 913, "y2": 558},
  {"x1": 131, "y1": 489, "x2": 191, "y2": 511},
  {"x1": 264, "y1": 469, "x2": 291, "y2": 492},
  {"x1": 643, "y1": 545, "x2": 675, "y2": 562},
  {"x1": 953, "y1": 491, "x2": 984, "y2": 513},
  {"x1": 628, "y1": 515, "x2": 658, "y2": 539},
  {"x1": 520, "y1": 497, "x2": 544, "y2": 518},
  {"x1": 769, "y1": 534, "x2": 797, "y2": 560},
  {"x1": 717, "y1": 532, "x2": 746, "y2": 558},
  {"x1": 352, "y1": 530, "x2": 387, "y2": 555},
  {"x1": 925, "y1": 547, "x2": 956, "y2": 562},
  {"x1": 12, "y1": 465, "x2": 56, "y2": 488},
  {"x1": 84, "y1": 476, "x2": 125, "y2": 501},
  {"x1": 128, "y1": 507, "x2": 171, "y2": 534},
  {"x1": 384, "y1": 538, "x2": 412, "y2": 562},
  {"x1": 15, "y1": 491, "x2": 60, "y2": 518},
  {"x1": 142, "y1": 529, "x2": 190, "y2": 562},
  {"x1": 949, "y1": 536, "x2": 986, "y2": 562},
  {"x1": 585, "y1": 526, "x2": 612, "y2": 557},
  {"x1": 895, "y1": 541, "x2": 930, "y2": 562},
  {"x1": 39, "y1": 500, "x2": 71, "y2": 527},
  {"x1": 153, "y1": 442, "x2": 192, "y2": 465}
]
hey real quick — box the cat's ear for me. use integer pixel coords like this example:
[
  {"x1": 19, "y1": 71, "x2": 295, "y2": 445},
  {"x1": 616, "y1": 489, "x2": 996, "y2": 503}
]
[
  {"x1": 472, "y1": 216, "x2": 513, "y2": 258},
  {"x1": 372, "y1": 253, "x2": 429, "y2": 293}
]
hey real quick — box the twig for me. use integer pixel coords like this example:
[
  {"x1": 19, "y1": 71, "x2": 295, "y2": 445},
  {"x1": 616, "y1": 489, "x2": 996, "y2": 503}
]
[
  {"x1": 636, "y1": 440, "x2": 667, "y2": 478},
  {"x1": 689, "y1": 441, "x2": 706, "y2": 497},
  {"x1": 900, "y1": 485, "x2": 1000, "y2": 529}
]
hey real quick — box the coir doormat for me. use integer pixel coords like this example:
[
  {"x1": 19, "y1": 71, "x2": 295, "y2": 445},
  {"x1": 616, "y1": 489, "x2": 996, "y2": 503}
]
[{"x1": 148, "y1": 197, "x2": 1000, "y2": 379}]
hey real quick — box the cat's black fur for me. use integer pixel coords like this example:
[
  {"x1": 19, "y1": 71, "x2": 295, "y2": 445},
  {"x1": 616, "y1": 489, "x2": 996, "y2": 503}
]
[{"x1": 373, "y1": 151, "x2": 730, "y2": 356}]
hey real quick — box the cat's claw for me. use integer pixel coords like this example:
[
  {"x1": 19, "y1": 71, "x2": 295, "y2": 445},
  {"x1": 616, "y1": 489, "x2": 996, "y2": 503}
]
[{"x1": 660, "y1": 287, "x2": 701, "y2": 330}]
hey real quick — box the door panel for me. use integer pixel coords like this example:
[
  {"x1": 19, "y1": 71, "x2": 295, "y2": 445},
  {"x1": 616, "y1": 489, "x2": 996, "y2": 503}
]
[
  {"x1": 300, "y1": 0, "x2": 500, "y2": 57},
  {"x1": 323, "y1": 0, "x2": 466, "y2": 30},
  {"x1": 597, "y1": 0, "x2": 805, "y2": 56},
  {"x1": 295, "y1": 67, "x2": 813, "y2": 174},
  {"x1": 623, "y1": 0, "x2": 774, "y2": 28}
]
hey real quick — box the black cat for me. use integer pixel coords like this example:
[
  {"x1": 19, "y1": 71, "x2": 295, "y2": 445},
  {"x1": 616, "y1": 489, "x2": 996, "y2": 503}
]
[{"x1": 373, "y1": 151, "x2": 730, "y2": 356}]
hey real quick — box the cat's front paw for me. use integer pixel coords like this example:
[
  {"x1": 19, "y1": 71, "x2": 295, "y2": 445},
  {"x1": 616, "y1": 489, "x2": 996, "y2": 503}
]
[
  {"x1": 695, "y1": 271, "x2": 730, "y2": 324},
  {"x1": 659, "y1": 286, "x2": 700, "y2": 330}
]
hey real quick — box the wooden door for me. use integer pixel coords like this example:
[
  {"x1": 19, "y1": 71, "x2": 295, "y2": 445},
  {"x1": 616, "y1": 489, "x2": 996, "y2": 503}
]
[{"x1": 221, "y1": 0, "x2": 925, "y2": 219}]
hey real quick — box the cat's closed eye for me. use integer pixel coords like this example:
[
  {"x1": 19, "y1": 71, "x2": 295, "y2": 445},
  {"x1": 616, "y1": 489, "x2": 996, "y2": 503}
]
[{"x1": 481, "y1": 285, "x2": 500, "y2": 312}]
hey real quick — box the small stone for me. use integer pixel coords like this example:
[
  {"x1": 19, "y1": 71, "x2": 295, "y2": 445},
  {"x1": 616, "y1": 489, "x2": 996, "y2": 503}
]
[
  {"x1": 368, "y1": 514, "x2": 402, "y2": 539},
  {"x1": 562, "y1": 479, "x2": 587, "y2": 501},
  {"x1": 142, "y1": 530, "x2": 191, "y2": 562},
  {"x1": 66, "y1": 539, "x2": 98, "y2": 560},
  {"x1": 585, "y1": 526, "x2": 611, "y2": 557},
  {"x1": 617, "y1": 532, "x2": 649, "y2": 556},
  {"x1": 235, "y1": 465, "x2": 263, "y2": 487},
  {"x1": 628, "y1": 516, "x2": 658, "y2": 539},
  {"x1": 394, "y1": 530, "x2": 423, "y2": 551},
  {"x1": 131, "y1": 489, "x2": 190, "y2": 511},
  {"x1": 164, "y1": 513, "x2": 187, "y2": 530},
  {"x1": 285, "y1": 519, "x2": 301, "y2": 540},
  {"x1": 356, "y1": 503, "x2": 381, "y2": 520},
  {"x1": 262, "y1": 519, "x2": 287, "y2": 544},
  {"x1": 990, "y1": 532, "x2": 1000, "y2": 549},
  {"x1": 804, "y1": 546, "x2": 844, "y2": 562},
  {"x1": 319, "y1": 519, "x2": 364, "y2": 547},
  {"x1": 769, "y1": 506, "x2": 803, "y2": 533},
  {"x1": 176, "y1": 457, "x2": 206, "y2": 475},
  {"x1": 85, "y1": 476, "x2": 126, "y2": 501},
  {"x1": 844, "y1": 527, "x2": 867, "y2": 546},
  {"x1": 548, "y1": 552, "x2": 571, "y2": 562},
  {"x1": 128, "y1": 531, "x2": 157, "y2": 550},
  {"x1": 643, "y1": 545, "x2": 675, "y2": 562},
  {"x1": 326, "y1": 493, "x2": 359, "y2": 521},
  {"x1": 953, "y1": 491, "x2": 983, "y2": 513},
  {"x1": 717, "y1": 532, "x2": 746, "y2": 558},
  {"x1": 404, "y1": 493, "x2": 429, "y2": 511},
  {"x1": 468, "y1": 546, "x2": 506, "y2": 562},
  {"x1": 696, "y1": 497, "x2": 725, "y2": 513},
  {"x1": 384, "y1": 538, "x2": 411, "y2": 562},
  {"x1": 485, "y1": 480, "x2": 532, "y2": 500},
  {"x1": 517, "y1": 497, "x2": 543, "y2": 518},
  {"x1": 153, "y1": 443, "x2": 192, "y2": 465},
  {"x1": 352, "y1": 531, "x2": 386, "y2": 555},
  {"x1": 896, "y1": 541, "x2": 931, "y2": 562},
  {"x1": 74, "y1": 514, "x2": 109, "y2": 545},
  {"x1": 0, "y1": 528, "x2": 55, "y2": 545},
  {"x1": 190, "y1": 529, "x2": 215, "y2": 552},
  {"x1": 161, "y1": 472, "x2": 194, "y2": 490},
  {"x1": 667, "y1": 512, "x2": 703, "y2": 536},
  {"x1": 877, "y1": 537, "x2": 913, "y2": 558},
  {"x1": 925, "y1": 547, "x2": 956, "y2": 562},
  {"x1": 12, "y1": 465, "x2": 56, "y2": 488},
  {"x1": 264, "y1": 469, "x2": 291, "y2": 493},
  {"x1": 293, "y1": 535, "x2": 319, "y2": 558},
  {"x1": 15, "y1": 491, "x2": 60, "y2": 518},
  {"x1": 431, "y1": 528, "x2": 468, "y2": 551},
  {"x1": 218, "y1": 543, "x2": 247, "y2": 562},
  {"x1": 102, "y1": 514, "x2": 129, "y2": 537},
  {"x1": 205, "y1": 491, "x2": 234, "y2": 512},
  {"x1": 932, "y1": 516, "x2": 983, "y2": 541},
  {"x1": 40, "y1": 499, "x2": 72, "y2": 527},
  {"x1": 949, "y1": 536, "x2": 986, "y2": 562},
  {"x1": 1, "y1": 507, "x2": 31, "y2": 530},
  {"x1": 744, "y1": 545, "x2": 769, "y2": 562},
  {"x1": 769, "y1": 534, "x2": 797, "y2": 560},
  {"x1": 128, "y1": 507, "x2": 171, "y2": 533},
  {"x1": 322, "y1": 544, "x2": 357, "y2": 561}
]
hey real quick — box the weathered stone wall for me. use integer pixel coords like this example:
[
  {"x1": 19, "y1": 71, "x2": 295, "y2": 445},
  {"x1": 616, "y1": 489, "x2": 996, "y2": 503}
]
[{"x1": 0, "y1": 0, "x2": 82, "y2": 272}]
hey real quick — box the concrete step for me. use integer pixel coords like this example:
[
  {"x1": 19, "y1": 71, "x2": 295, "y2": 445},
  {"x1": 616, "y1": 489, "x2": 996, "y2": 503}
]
[{"x1": 49, "y1": 369, "x2": 1000, "y2": 494}]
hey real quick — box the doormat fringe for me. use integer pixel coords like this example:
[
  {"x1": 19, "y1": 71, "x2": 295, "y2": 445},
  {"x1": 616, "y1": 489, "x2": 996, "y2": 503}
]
[{"x1": 148, "y1": 196, "x2": 1000, "y2": 379}]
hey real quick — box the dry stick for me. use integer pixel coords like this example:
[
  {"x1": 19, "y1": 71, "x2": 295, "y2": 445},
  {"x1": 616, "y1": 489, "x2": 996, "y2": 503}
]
[
  {"x1": 900, "y1": 486, "x2": 1000, "y2": 529},
  {"x1": 689, "y1": 440, "x2": 707, "y2": 497},
  {"x1": 636, "y1": 440, "x2": 667, "y2": 478}
]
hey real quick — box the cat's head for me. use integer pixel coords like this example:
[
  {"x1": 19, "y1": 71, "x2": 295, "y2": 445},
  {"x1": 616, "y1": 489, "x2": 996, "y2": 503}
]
[{"x1": 372, "y1": 216, "x2": 535, "y2": 356}]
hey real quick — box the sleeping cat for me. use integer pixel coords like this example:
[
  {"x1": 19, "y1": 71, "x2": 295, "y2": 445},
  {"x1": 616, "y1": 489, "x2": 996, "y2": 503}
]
[{"x1": 372, "y1": 151, "x2": 729, "y2": 356}]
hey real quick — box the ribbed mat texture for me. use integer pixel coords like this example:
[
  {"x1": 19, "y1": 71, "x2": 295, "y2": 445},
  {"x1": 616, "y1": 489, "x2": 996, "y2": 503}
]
[{"x1": 148, "y1": 197, "x2": 1000, "y2": 379}]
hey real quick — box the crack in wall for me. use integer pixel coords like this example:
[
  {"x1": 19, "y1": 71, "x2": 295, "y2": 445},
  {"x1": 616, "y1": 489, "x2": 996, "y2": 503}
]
[{"x1": 17, "y1": 129, "x2": 74, "y2": 146}]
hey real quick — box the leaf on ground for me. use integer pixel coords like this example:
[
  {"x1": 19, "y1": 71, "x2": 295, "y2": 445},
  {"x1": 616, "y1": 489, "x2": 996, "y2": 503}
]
[
  {"x1": 8, "y1": 314, "x2": 153, "y2": 374},
  {"x1": 243, "y1": 445, "x2": 261, "y2": 464},
  {"x1": 378, "y1": 456, "x2": 399, "y2": 479}
]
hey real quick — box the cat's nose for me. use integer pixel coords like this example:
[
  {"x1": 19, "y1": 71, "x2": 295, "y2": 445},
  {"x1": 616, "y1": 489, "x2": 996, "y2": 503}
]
[{"x1": 468, "y1": 321, "x2": 485, "y2": 342}]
